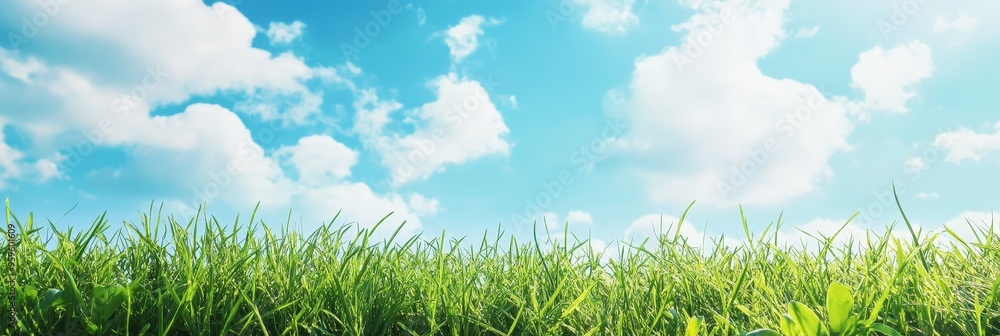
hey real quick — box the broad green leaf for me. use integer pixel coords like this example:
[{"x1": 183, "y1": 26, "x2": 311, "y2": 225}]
[
  {"x1": 90, "y1": 285, "x2": 128, "y2": 323},
  {"x1": 83, "y1": 320, "x2": 99, "y2": 334},
  {"x1": 789, "y1": 301, "x2": 826, "y2": 336},
  {"x1": 746, "y1": 329, "x2": 782, "y2": 336},
  {"x1": 685, "y1": 316, "x2": 703, "y2": 336},
  {"x1": 39, "y1": 288, "x2": 66, "y2": 313},
  {"x1": 781, "y1": 314, "x2": 796, "y2": 335},
  {"x1": 18, "y1": 284, "x2": 37, "y2": 305},
  {"x1": 827, "y1": 282, "x2": 854, "y2": 334}
]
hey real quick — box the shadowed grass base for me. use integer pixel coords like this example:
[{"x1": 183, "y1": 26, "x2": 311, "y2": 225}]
[{"x1": 1, "y1": 195, "x2": 997, "y2": 335}]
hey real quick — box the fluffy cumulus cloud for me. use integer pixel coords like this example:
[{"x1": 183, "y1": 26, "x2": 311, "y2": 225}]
[
  {"x1": 850, "y1": 41, "x2": 934, "y2": 114},
  {"x1": 274, "y1": 135, "x2": 357, "y2": 185},
  {"x1": 611, "y1": 0, "x2": 859, "y2": 208},
  {"x1": 537, "y1": 210, "x2": 594, "y2": 230},
  {"x1": 933, "y1": 12, "x2": 980, "y2": 34},
  {"x1": 353, "y1": 73, "x2": 511, "y2": 186},
  {"x1": 407, "y1": 194, "x2": 441, "y2": 216},
  {"x1": 266, "y1": 21, "x2": 306, "y2": 45},
  {"x1": 608, "y1": 0, "x2": 938, "y2": 209},
  {"x1": 1, "y1": 0, "x2": 328, "y2": 128},
  {"x1": 0, "y1": 52, "x2": 43, "y2": 82},
  {"x1": 443, "y1": 15, "x2": 503, "y2": 63},
  {"x1": 578, "y1": 0, "x2": 639, "y2": 34},
  {"x1": 932, "y1": 121, "x2": 1000, "y2": 163},
  {"x1": 0, "y1": 116, "x2": 61, "y2": 187},
  {"x1": 871, "y1": 0, "x2": 1000, "y2": 41},
  {"x1": 903, "y1": 156, "x2": 928, "y2": 172},
  {"x1": 0, "y1": 0, "x2": 431, "y2": 236},
  {"x1": 566, "y1": 210, "x2": 594, "y2": 225},
  {"x1": 624, "y1": 214, "x2": 688, "y2": 244},
  {"x1": 794, "y1": 25, "x2": 820, "y2": 38}
]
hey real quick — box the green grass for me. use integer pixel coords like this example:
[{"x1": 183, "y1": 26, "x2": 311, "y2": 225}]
[{"x1": 1, "y1": 192, "x2": 998, "y2": 335}]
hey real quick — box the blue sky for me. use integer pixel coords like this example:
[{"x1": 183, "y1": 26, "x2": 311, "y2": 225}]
[{"x1": 1, "y1": 0, "x2": 998, "y2": 247}]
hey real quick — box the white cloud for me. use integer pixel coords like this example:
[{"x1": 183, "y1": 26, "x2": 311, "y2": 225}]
[
  {"x1": 354, "y1": 73, "x2": 510, "y2": 186},
  {"x1": 443, "y1": 15, "x2": 503, "y2": 63},
  {"x1": 290, "y1": 182, "x2": 423, "y2": 237},
  {"x1": 850, "y1": 42, "x2": 934, "y2": 114},
  {"x1": 538, "y1": 210, "x2": 595, "y2": 230},
  {"x1": 613, "y1": 0, "x2": 854, "y2": 208},
  {"x1": 0, "y1": 52, "x2": 43, "y2": 83},
  {"x1": 33, "y1": 159, "x2": 62, "y2": 182},
  {"x1": 539, "y1": 212, "x2": 561, "y2": 228},
  {"x1": 566, "y1": 210, "x2": 594, "y2": 225},
  {"x1": 0, "y1": 116, "x2": 61, "y2": 188},
  {"x1": 0, "y1": 120, "x2": 26, "y2": 188},
  {"x1": 623, "y1": 214, "x2": 707, "y2": 247},
  {"x1": 126, "y1": 104, "x2": 297, "y2": 209},
  {"x1": 794, "y1": 25, "x2": 820, "y2": 38},
  {"x1": 274, "y1": 135, "x2": 358, "y2": 185},
  {"x1": 0, "y1": 0, "x2": 430, "y2": 237},
  {"x1": 934, "y1": 12, "x2": 980, "y2": 34},
  {"x1": 127, "y1": 104, "x2": 427, "y2": 238},
  {"x1": 0, "y1": 0, "x2": 331, "y2": 144},
  {"x1": 407, "y1": 194, "x2": 441, "y2": 216},
  {"x1": 578, "y1": 0, "x2": 639, "y2": 34},
  {"x1": 932, "y1": 121, "x2": 1000, "y2": 163},
  {"x1": 0, "y1": 0, "x2": 325, "y2": 127},
  {"x1": 914, "y1": 192, "x2": 940, "y2": 200},
  {"x1": 903, "y1": 156, "x2": 928, "y2": 172},
  {"x1": 585, "y1": 238, "x2": 610, "y2": 256},
  {"x1": 266, "y1": 21, "x2": 306, "y2": 45}
]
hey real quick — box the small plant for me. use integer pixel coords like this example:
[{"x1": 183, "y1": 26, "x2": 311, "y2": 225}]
[
  {"x1": 17, "y1": 271, "x2": 128, "y2": 335},
  {"x1": 746, "y1": 282, "x2": 900, "y2": 336}
]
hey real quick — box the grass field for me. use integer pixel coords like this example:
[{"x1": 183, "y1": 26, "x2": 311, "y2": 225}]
[{"x1": 1, "y1": 193, "x2": 998, "y2": 335}]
